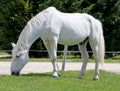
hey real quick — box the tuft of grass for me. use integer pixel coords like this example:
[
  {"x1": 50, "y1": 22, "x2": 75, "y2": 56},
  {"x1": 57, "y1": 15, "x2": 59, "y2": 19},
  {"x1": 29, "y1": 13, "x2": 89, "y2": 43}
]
[{"x1": 0, "y1": 70, "x2": 120, "y2": 91}]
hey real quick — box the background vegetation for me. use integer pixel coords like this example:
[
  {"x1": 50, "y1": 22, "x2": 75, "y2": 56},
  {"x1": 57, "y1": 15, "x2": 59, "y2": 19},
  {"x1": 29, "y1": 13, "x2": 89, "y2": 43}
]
[{"x1": 0, "y1": 0, "x2": 120, "y2": 57}]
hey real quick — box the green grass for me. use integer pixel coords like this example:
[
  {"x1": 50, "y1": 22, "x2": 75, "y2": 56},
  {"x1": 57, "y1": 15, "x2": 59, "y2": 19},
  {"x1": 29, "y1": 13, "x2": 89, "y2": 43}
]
[
  {"x1": 0, "y1": 53, "x2": 120, "y2": 62},
  {"x1": 0, "y1": 58, "x2": 11, "y2": 61},
  {"x1": 0, "y1": 70, "x2": 120, "y2": 91},
  {"x1": 0, "y1": 57, "x2": 120, "y2": 63},
  {"x1": 0, "y1": 52, "x2": 10, "y2": 55}
]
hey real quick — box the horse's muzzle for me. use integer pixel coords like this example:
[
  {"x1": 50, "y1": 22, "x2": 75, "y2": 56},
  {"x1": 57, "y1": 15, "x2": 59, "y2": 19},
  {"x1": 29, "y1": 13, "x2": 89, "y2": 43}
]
[{"x1": 11, "y1": 71, "x2": 20, "y2": 76}]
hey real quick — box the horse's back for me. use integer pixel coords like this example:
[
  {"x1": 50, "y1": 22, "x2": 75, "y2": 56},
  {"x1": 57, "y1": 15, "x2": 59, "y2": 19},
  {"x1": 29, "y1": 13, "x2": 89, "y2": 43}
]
[{"x1": 32, "y1": 7, "x2": 102, "y2": 46}]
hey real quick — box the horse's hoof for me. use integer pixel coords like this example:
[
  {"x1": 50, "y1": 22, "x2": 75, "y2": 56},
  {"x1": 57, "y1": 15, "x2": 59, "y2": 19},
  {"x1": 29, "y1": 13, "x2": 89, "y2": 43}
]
[
  {"x1": 53, "y1": 76, "x2": 58, "y2": 78},
  {"x1": 93, "y1": 77, "x2": 99, "y2": 81},
  {"x1": 78, "y1": 77, "x2": 84, "y2": 79},
  {"x1": 52, "y1": 72, "x2": 58, "y2": 77},
  {"x1": 78, "y1": 76, "x2": 84, "y2": 79},
  {"x1": 78, "y1": 74, "x2": 84, "y2": 79}
]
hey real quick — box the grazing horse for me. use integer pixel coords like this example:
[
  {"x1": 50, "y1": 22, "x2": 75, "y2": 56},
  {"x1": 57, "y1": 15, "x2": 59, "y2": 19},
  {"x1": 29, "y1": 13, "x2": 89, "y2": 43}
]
[{"x1": 11, "y1": 7, "x2": 105, "y2": 80}]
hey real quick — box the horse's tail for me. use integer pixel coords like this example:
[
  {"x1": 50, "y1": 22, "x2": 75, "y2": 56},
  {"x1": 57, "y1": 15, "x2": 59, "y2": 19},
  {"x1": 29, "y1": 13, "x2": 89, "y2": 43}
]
[{"x1": 98, "y1": 21, "x2": 105, "y2": 65}]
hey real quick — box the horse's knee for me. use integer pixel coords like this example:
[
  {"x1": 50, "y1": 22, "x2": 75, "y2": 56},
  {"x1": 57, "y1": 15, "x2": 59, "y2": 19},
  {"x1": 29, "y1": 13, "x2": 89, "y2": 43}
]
[
  {"x1": 50, "y1": 56, "x2": 56, "y2": 62},
  {"x1": 49, "y1": 52, "x2": 57, "y2": 61}
]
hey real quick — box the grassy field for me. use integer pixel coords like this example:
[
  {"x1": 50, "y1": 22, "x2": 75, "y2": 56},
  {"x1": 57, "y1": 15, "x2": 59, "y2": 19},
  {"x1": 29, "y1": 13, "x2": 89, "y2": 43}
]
[
  {"x1": 0, "y1": 56, "x2": 120, "y2": 63},
  {"x1": 0, "y1": 52, "x2": 120, "y2": 91},
  {"x1": 0, "y1": 70, "x2": 120, "y2": 91},
  {"x1": 0, "y1": 52, "x2": 120, "y2": 62}
]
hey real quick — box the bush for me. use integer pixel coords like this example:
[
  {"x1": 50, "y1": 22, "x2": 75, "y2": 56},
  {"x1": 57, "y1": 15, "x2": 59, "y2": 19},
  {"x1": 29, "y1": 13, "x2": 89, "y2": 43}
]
[{"x1": 0, "y1": 0, "x2": 120, "y2": 57}]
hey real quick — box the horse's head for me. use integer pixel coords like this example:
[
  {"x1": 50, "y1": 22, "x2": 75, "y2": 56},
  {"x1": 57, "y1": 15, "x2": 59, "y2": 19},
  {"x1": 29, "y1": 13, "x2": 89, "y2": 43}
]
[{"x1": 11, "y1": 43, "x2": 29, "y2": 76}]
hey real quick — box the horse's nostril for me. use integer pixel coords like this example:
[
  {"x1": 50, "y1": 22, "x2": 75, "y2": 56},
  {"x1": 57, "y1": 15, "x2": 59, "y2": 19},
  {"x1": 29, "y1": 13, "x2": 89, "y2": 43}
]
[
  {"x1": 11, "y1": 71, "x2": 15, "y2": 75},
  {"x1": 11, "y1": 71, "x2": 20, "y2": 76},
  {"x1": 16, "y1": 72, "x2": 20, "y2": 76}
]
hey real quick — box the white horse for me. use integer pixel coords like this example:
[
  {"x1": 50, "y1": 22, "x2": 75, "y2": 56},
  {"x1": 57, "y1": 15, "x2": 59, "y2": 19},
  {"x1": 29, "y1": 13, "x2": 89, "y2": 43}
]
[{"x1": 11, "y1": 7, "x2": 105, "y2": 80}]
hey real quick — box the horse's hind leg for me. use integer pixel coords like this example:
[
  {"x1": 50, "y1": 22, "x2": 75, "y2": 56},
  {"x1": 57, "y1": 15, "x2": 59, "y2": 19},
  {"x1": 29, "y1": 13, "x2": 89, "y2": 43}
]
[
  {"x1": 78, "y1": 41, "x2": 89, "y2": 79},
  {"x1": 89, "y1": 38, "x2": 99, "y2": 80},
  {"x1": 62, "y1": 45, "x2": 68, "y2": 70},
  {"x1": 43, "y1": 39, "x2": 59, "y2": 77}
]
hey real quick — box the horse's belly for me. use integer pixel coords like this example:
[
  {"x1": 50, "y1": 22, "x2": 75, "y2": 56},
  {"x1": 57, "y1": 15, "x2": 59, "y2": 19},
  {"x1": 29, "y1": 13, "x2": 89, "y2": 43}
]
[
  {"x1": 58, "y1": 33, "x2": 88, "y2": 45},
  {"x1": 58, "y1": 17, "x2": 90, "y2": 45},
  {"x1": 58, "y1": 39, "x2": 81, "y2": 45}
]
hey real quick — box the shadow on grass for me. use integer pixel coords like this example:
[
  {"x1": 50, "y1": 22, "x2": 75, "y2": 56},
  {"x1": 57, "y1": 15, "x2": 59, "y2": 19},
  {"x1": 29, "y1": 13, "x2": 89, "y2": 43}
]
[
  {"x1": 20, "y1": 70, "x2": 81, "y2": 80},
  {"x1": 17, "y1": 70, "x2": 119, "y2": 81},
  {"x1": 20, "y1": 70, "x2": 76, "y2": 79},
  {"x1": 21, "y1": 72, "x2": 52, "y2": 77},
  {"x1": 20, "y1": 70, "x2": 93, "y2": 79}
]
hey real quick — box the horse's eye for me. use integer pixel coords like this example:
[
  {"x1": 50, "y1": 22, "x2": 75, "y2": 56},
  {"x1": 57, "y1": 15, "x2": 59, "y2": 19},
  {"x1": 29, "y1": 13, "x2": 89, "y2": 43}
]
[
  {"x1": 16, "y1": 54, "x2": 20, "y2": 58},
  {"x1": 16, "y1": 55, "x2": 19, "y2": 58}
]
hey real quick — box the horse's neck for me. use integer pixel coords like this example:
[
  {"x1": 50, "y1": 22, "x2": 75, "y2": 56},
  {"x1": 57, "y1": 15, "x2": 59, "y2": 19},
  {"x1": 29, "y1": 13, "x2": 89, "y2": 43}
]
[
  {"x1": 16, "y1": 9, "x2": 55, "y2": 50},
  {"x1": 17, "y1": 22, "x2": 41, "y2": 50}
]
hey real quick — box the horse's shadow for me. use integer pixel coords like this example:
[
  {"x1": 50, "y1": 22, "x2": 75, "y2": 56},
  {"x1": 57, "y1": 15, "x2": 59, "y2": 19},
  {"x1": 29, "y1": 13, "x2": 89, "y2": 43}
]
[
  {"x1": 20, "y1": 71, "x2": 67, "y2": 78},
  {"x1": 20, "y1": 71, "x2": 78, "y2": 79},
  {"x1": 21, "y1": 72, "x2": 52, "y2": 77}
]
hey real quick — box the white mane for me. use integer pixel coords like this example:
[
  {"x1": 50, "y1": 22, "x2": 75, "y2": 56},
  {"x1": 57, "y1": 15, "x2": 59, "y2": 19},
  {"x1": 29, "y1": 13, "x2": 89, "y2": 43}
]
[
  {"x1": 16, "y1": 7, "x2": 55, "y2": 47},
  {"x1": 30, "y1": 7, "x2": 58, "y2": 27}
]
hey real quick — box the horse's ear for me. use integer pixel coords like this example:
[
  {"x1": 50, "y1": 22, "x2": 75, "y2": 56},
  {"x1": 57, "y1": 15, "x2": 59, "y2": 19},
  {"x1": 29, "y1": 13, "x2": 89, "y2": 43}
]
[{"x1": 11, "y1": 43, "x2": 16, "y2": 48}]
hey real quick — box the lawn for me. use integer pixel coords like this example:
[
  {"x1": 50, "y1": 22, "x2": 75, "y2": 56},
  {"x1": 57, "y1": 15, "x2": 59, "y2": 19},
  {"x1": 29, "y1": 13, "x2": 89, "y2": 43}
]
[
  {"x1": 0, "y1": 70, "x2": 120, "y2": 91},
  {"x1": 0, "y1": 52, "x2": 120, "y2": 62},
  {"x1": 0, "y1": 53, "x2": 120, "y2": 91},
  {"x1": 0, "y1": 56, "x2": 120, "y2": 63}
]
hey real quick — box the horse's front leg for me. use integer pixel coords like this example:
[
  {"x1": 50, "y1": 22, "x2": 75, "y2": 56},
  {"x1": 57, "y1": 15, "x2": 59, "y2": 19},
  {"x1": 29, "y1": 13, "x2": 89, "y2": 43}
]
[
  {"x1": 50, "y1": 40, "x2": 59, "y2": 77},
  {"x1": 50, "y1": 48, "x2": 58, "y2": 77},
  {"x1": 43, "y1": 39, "x2": 59, "y2": 77}
]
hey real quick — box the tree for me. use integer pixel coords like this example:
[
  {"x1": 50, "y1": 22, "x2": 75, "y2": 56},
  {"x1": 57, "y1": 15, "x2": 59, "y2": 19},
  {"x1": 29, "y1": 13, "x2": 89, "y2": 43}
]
[
  {"x1": 0, "y1": 0, "x2": 32, "y2": 49},
  {"x1": 0, "y1": 0, "x2": 120, "y2": 57}
]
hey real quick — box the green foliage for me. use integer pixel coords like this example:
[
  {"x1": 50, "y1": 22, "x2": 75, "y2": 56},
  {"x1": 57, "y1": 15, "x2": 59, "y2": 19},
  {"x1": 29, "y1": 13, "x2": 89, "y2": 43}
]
[
  {"x1": 95, "y1": 0, "x2": 120, "y2": 51},
  {"x1": 0, "y1": 0, "x2": 33, "y2": 49},
  {"x1": 0, "y1": 0, "x2": 120, "y2": 57}
]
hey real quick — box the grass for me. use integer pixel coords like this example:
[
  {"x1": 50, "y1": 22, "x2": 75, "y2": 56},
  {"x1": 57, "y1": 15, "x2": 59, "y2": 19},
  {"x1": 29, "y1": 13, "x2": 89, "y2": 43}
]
[
  {"x1": 0, "y1": 56, "x2": 120, "y2": 63},
  {"x1": 0, "y1": 52, "x2": 10, "y2": 55},
  {"x1": 0, "y1": 70, "x2": 120, "y2": 91},
  {"x1": 0, "y1": 52, "x2": 120, "y2": 90},
  {"x1": 0, "y1": 52, "x2": 120, "y2": 62}
]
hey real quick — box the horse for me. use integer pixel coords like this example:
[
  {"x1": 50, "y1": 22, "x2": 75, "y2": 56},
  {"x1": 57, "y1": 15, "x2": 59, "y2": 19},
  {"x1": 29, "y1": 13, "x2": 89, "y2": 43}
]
[{"x1": 11, "y1": 7, "x2": 105, "y2": 80}]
